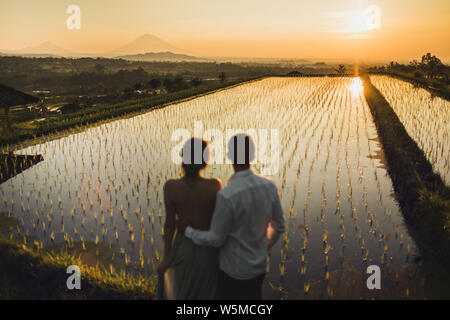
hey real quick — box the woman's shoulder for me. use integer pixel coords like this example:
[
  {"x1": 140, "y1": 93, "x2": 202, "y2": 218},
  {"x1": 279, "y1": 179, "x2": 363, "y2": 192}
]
[
  {"x1": 164, "y1": 178, "x2": 182, "y2": 192},
  {"x1": 164, "y1": 177, "x2": 222, "y2": 193},
  {"x1": 205, "y1": 177, "x2": 223, "y2": 191}
]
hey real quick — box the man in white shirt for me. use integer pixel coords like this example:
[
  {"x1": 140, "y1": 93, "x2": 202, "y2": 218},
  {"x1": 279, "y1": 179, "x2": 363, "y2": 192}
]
[{"x1": 180, "y1": 134, "x2": 285, "y2": 300}]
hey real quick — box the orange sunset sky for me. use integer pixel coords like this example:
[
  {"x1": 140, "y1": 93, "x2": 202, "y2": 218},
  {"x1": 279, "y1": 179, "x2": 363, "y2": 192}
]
[{"x1": 0, "y1": 0, "x2": 449, "y2": 62}]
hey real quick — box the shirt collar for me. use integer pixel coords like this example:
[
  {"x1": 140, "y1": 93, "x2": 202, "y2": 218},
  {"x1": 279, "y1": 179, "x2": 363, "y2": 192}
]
[{"x1": 230, "y1": 168, "x2": 254, "y2": 181}]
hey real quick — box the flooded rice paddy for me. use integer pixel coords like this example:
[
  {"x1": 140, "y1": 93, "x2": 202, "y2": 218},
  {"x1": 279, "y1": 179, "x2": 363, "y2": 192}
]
[
  {"x1": 370, "y1": 75, "x2": 450, "y2": 185},
  {"x1": 0, "y1": 77, "x2": 418, "y2": 298}
]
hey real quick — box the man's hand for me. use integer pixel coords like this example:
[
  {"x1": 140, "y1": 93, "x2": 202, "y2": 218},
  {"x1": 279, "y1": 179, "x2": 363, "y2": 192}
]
[
  {"x1": 177, "y1": 215, "x2": 189, "y2": 235},
  {"x1": 157, "y1": 260, "x2": 167, "y2": 275},
  {"x1": 266, "y1": 223, "x2": 280, "y2": 252}
]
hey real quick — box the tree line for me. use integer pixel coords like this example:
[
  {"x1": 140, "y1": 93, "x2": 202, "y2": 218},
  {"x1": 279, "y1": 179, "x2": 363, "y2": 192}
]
[{"x1": 369, "y1": 53, "x2": 449, "y2": 82}]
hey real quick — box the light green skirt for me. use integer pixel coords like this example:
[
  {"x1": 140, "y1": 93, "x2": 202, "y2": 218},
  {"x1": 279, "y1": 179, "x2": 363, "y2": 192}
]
[{"x1": 164, "y1": 233, "x2": 219, "y2": 300}]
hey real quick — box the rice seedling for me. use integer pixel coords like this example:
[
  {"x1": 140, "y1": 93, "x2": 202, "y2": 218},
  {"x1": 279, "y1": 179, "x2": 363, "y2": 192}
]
[{"x1": 370, "y1": 75, "x2": 450, "y2": 185}]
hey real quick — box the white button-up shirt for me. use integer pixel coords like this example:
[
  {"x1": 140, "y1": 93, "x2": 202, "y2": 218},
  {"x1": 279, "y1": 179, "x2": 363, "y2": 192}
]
[{"x1": 185, "y1": 169, "x2": 285, "y2": 280}]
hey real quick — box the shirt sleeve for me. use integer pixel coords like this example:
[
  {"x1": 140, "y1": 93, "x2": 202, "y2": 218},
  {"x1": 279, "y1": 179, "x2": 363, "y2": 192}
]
[
  {"x1": 185, "y1": 192, "x2": 233, "y2": 248},
  {"x1": 267, "y1": 185, "x2": 285, "y2": 249},
  {"x1": 271, "y1": 187, "x2": 285, "y2": 233}
]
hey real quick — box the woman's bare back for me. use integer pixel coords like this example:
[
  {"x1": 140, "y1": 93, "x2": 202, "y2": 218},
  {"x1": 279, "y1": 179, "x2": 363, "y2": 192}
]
[{"x1": 164, "y1": 177, "x2": 222, "y2": 229}]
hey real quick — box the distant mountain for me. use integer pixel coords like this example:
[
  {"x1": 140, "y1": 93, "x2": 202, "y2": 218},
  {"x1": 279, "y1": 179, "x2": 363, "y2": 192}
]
[
  {"x1": 2, "y1": 42, "x2": 102, "y2": 58},
  {"x1": 116, "y1": 51, "x2": 207, "y2": 62},
  {"x1": 110, "y1": 34, "x2": 182, "y2": 55},
  {"x1": 20, "y1": 41, "x2": 75, "y2": 56},
  {"x1": 0, "y1": 35, "x2": 184, "y2": 58},
  {"x1": 0, "y1": 52, "x2": 60, "y2": 58}
]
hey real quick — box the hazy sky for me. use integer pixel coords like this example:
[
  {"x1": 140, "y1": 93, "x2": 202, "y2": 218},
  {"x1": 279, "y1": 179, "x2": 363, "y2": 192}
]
[{"x1": 0, "y1": 0, "x2": 449, "y2": 61}]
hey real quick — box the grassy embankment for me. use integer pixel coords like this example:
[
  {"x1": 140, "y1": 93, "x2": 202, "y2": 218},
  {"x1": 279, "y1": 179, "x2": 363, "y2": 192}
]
[
  {"x1": 0, "y1": 76, "x2": 265, "y2": 148},
  {"x1": 0, "y1": 212, "x2": 156, "y2": 299},
  {"x1": 361, "y1": 75, "x2": 450, "y2": 267},
  {"x1": 0, "y1": 154, "x2": 43, "y2": 184}
]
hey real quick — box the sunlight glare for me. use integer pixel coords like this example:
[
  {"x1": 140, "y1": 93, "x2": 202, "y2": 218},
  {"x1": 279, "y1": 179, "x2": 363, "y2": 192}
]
[
  {"x1": 349, "y1": 77, "x2": 363, "y2": 97},
  {"x1": 350, "y1": 9, "x2": 368, "y2": 33}
]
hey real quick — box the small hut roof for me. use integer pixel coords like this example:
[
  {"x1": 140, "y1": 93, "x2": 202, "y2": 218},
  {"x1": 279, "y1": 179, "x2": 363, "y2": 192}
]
[{"x1": 0, "y1": 83, "x2": 38, "y2": 107}]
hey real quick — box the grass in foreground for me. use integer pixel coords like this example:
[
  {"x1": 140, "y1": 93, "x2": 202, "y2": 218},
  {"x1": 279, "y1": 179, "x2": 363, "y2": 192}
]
[{"x1": 0, "y1": 212, "x2": 156, "y2": 299}]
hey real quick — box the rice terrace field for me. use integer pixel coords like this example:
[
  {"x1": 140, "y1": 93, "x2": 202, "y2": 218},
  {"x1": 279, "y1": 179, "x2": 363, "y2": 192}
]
[
  {"x1": 370, "y1": 75, "x2": 450, "y2": 185},
  {"x1": 1, "y1": 77, "x2": 424, "y2": 299}
]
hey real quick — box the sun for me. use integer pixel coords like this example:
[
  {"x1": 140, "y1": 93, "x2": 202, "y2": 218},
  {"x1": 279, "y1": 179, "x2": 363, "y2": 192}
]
[{"x1": 349, "y1": 9, "x2": 368, "y2": 33}]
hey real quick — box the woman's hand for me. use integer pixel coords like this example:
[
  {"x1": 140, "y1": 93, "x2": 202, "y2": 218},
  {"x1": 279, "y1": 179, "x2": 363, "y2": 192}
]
[{"x1": 157, "y1": 260, "x2": 168, "y2": 275}]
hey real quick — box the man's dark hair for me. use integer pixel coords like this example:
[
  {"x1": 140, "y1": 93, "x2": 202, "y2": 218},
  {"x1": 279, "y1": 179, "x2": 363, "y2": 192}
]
[{"x1": 227, "y1": 134, "x2": 255, "y2": 166}]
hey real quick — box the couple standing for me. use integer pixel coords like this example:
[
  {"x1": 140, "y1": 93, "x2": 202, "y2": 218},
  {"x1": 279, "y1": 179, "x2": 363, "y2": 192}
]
[{"x1": 158, "y1": 134, "x2": 285, "y2": 300}]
